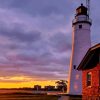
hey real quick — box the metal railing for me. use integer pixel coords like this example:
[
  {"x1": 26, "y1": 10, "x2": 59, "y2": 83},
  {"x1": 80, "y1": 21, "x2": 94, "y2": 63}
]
[{"x1": 72, "y1": 17, "x2": 92, "y2": 24}]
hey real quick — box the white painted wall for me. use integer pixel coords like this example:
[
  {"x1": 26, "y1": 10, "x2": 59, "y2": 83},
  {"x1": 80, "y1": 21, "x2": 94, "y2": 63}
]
[{"x1": 67, "y1": 15, "x2": 91, "y2": 95}]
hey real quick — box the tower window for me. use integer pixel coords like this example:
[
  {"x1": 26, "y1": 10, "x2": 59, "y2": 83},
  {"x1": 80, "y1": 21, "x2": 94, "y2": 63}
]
[
  {"x1": 73, "y1": 65, "x2": 76, "y2": 69},
  {"x1": 79, "y1": 25, "x2": 82, "y2": 29}
]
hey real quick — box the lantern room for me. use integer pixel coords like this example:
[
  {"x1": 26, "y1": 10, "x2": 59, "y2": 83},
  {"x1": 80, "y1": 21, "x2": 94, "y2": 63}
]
[{"x1": 76, "y1": 4, "x2": 88, "y2": 16}]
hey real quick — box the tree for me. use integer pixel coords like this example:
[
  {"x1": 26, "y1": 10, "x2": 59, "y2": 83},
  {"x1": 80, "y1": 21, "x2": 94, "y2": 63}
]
[{"x1": 55, "y1": 80, "x2": 68, "y2": 93}]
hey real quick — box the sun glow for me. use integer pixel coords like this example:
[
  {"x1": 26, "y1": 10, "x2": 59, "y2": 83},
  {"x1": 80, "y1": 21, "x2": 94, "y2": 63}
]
[{"x1": 0, "y1": 76, "x2": 56, "y2": 88}]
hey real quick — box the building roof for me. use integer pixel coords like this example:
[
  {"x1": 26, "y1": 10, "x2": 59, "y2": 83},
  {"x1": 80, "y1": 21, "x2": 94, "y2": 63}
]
[{"x1": 77, "y1": 43, "x2": 100, "y2": 70}]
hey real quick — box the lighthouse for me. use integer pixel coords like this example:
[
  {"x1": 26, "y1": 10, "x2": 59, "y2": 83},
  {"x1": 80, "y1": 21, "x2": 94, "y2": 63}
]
[{"x1": 67, "y1": 3, "x2": 92, "y2": 95}]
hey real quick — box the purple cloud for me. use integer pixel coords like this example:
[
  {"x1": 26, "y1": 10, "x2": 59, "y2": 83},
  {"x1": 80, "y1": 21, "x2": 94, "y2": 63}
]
[{"x1": 0, "y1": 0, "x2": 99, "y2": 83}]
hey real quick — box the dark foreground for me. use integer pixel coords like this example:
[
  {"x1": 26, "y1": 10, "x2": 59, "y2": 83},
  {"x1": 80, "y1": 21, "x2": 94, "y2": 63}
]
[
  {"x1": 0, "y1": 93, "x2": 59, "y2": 100},
  {"x1": 59, "y1": 94, "x2": 82, "y2": 100}
]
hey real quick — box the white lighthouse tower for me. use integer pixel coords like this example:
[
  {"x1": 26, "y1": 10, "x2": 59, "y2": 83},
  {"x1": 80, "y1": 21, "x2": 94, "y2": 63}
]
[{"x1": 67, "y1": 3, "x2": 92, "y2": 95}]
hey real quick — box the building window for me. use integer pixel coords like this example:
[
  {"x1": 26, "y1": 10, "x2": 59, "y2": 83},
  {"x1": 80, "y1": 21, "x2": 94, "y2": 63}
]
[
  {"x1": 79, "y1": 25, "x2": 82, "y2": 29},
  {"x1": 87, "y1": 72, "x2": 92, "y2": 87},
  {"x1": 99, "y1": 71, "x2": 100, "y2": 86}
]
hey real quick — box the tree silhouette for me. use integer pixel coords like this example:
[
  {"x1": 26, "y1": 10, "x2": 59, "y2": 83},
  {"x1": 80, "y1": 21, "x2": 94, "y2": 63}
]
[{"x1": 55, "y1": 80, "x2": 68, "y2": 93}]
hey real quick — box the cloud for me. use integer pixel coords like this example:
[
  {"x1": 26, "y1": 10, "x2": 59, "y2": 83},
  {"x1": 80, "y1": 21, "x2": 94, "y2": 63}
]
[
  {"x1": 0, "y1": 0, "x2": 73, "y2": 16},
  {"x1": 0, "y1": 25, "x2": 42, "y2": 43},
  {"x1": 49, "y1": 32, "x2": 71, "y2": 52},
  {"x1": 0, "y1": 0, "x2": 99, "y2": 83}
]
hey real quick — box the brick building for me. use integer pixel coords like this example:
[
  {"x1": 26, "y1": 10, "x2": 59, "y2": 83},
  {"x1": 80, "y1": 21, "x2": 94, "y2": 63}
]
[
  {"x1": 77, "y1": 43, "x2": 100, "y2": 100},
  {"x1": 34, "y1": 85, "x2": 41, "y2": 91}
]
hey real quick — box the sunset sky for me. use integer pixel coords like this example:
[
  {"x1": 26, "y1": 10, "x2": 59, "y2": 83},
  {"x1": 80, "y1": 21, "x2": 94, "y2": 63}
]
[{"x1": 0, "y1": 0, "x2": 99, "y2": 88}]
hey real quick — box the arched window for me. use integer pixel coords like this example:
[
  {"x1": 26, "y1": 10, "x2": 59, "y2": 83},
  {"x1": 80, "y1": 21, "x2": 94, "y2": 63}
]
[{"x1": 87, "y1": 72, "x2": 92, "y2": 87}]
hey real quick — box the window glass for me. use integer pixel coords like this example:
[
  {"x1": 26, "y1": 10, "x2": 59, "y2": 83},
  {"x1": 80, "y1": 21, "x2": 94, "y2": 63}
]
[
  {"x1": 79, "y1": 8, "x2": 81, "y2": 13},
  {"x1": 87, "y1": 72, "x2": 92, "y2": 86}
]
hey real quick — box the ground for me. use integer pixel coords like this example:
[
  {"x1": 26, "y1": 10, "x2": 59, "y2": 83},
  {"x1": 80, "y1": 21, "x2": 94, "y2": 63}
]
[{"x1": 0, "y1": 93, "x2": 59, "y2": 100}]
